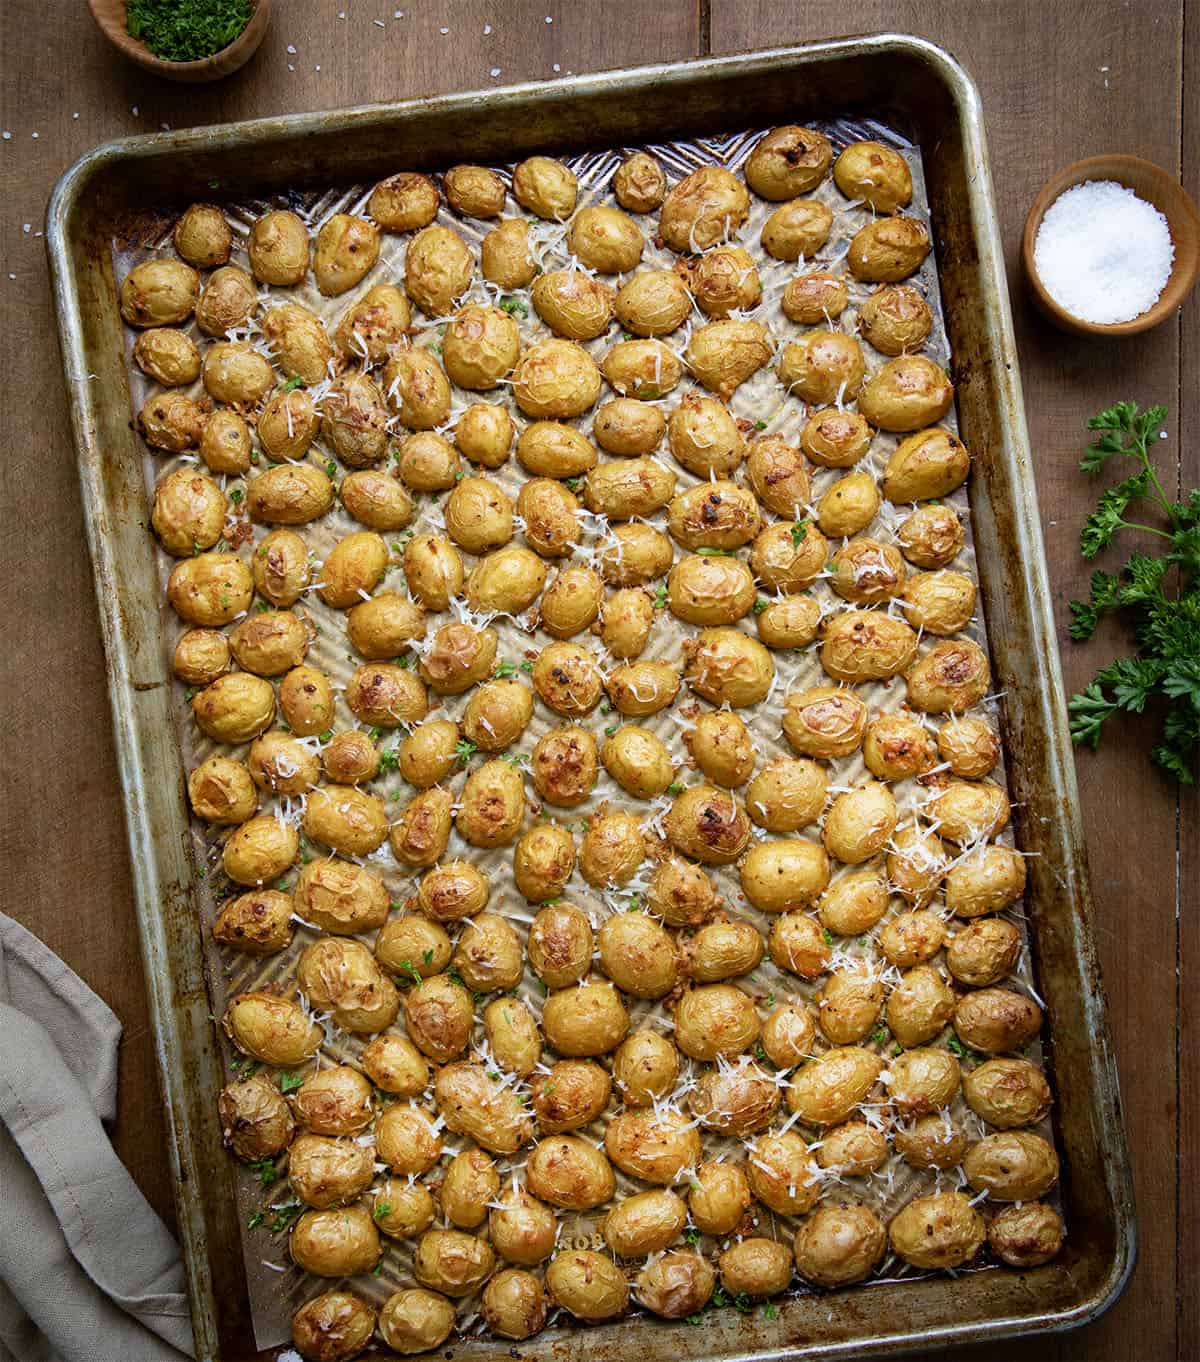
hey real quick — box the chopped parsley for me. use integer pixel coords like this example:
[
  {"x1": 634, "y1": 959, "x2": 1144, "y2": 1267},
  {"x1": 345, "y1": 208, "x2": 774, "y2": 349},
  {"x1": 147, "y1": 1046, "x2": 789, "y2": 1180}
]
[
  {"x1": 791, "y1": 519, "x2": 809, "y2": 549},
  {"x1": 278, "y1": 1072, "x2": 304, "y2": 1094}
]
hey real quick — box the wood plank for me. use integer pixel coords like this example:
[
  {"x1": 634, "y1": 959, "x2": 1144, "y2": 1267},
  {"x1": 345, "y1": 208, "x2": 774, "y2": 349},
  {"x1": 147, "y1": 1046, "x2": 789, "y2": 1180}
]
[
  {"x1": 0, "y1": 0, "x2": 700, "y2": 1240},
  {"x1": 711, "y1": 3, "x2": 1188, "y2": 1358}
]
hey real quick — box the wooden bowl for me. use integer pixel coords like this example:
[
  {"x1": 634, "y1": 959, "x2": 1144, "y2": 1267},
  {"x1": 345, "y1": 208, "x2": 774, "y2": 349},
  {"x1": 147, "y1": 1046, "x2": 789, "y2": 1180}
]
[
  {"x1": 88, "y1": 0, "x2": 270, "y2": 83},
  {"x1": 1022, "y1": 154, "x2": 1200, "y2": 337}
]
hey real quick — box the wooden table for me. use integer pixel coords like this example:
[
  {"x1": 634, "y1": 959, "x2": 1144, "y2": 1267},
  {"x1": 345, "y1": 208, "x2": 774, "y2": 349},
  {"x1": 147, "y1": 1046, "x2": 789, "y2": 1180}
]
[{"x1": 0, "y1": 2, "x2": 1194, "y2": 1358}]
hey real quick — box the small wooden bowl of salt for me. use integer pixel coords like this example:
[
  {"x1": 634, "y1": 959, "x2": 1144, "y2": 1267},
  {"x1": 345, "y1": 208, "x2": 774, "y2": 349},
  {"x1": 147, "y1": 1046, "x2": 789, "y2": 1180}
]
[{"x1": 1022, "y1": 154, "x2": 1199, "y2": 336}]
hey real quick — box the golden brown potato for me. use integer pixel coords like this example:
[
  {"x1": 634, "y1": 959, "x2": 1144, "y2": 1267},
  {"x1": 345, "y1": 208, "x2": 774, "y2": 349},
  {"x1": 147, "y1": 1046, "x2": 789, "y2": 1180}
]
[
  {"x1": 402, "y1": 532, "x2": 464, "y2": 611},
  {"x1": 482, "y1": 1269, "x2": 547, "y2": 1342},
  {"x1": 293, "y1": 857, "x2": 388, "y2": 935},
  {"x1": 954, "y1": 987, "x2": 1042, "y2": 1055},
  {"x1": 443, "y1": 304, "x2": 521, "y2": 390},
  {"x1": 635, "y1": 1252, "x2": 715, "y2": 1321},
  {"x1": 686, "y1": 318, "x2": 773, "y2": 400},
  {"x1": 527, "y1": 1135, "x2": 616, "y2": 1209},
  {"x1": 946, "y1": 846, "x2": 1026, "y2": 919},
  {"x1": 820, "y1": 608, "x2": 919, "y2": 684},
  {"x1": 963, "y1": 1056, "x2": 1051, "y2": 1130},
  {"x1": 861, "y1": 713, "x2": 934, "y2": 784},
  {"x1": 260, "y1": 303, "x2": 332, "y2": 384},
  {"x1": 690, "y1": 1061, "x2": 781, "y2": 1136},
  {"x1": 988, "y1": 1202, "x2": 1065, "y2": 1268},
  {"x1": 190, "y1": 670, "x2": 274, "y2": 744},
  {"x1": 664, "y1": 395, "x2": 743, "y2": 480},
  {"x1": 888, "y1": 1192, "x2": 985, "y2": 1269},
  {"x1": 614, "y1": 268, "x2": 692, "y2": 337},
  {"x1": 765, "y1": 1141, "x2": 839, "y2": 1225},
  {"x1": 345, "y1": 662, "x2": 428, "y2": 730},
  {"x1": 377, "y1": 1288, "x2": 454, "y2": 1356},
  {"x1": 222, "y1": 811, "x2": 298, "y2": 886},
  {"x1": 536, "y1": 566, "x2": 601, "y2": 640},
  {"x1": 312, "y1": 214, "x2": 379, "y2": 296},
  {"x1": 779, "y1": 329, "x2": 865, "y2": 405},
  {"x1": 666, "y1": 556, "x2": 754, "y2": 628},
  {"x1": 414, "y1": 1228, "x2": 495, "y2": 1298},
  {"x1": 746, "y1": 125, "x2": 832, "y2": 198},
  {"x1": 256, "y1": 389, "x2": 319, "y2": 465},
  {"x1": 461, "y1": 678, "x2": 534, "y2": 753},
  {"x1": 793, "y1": 1204, "x2": 886, "y2": 1287},
  {"x1": 782, "y1": 272, "x2": 848, "y2": 326},
  {"x1": 531, "y1": 1059, "x2": 610, "y2": 1133},
  {"x1": 679, "y1": 245, "x2": 760, "y2": 320},
  {"x1": 417, "y1": 621, "x2": 498, "y2": 696},
  {"x1": 964, "y1": 1130, "x2": 1059, "y2": 1201},
  {"x1": 818, "y1": 868, "x2": 890, "y2": 937},
  {"x1": 815, "y1": 472, "x2": 879, "y2": 539},
  {"x1": 151, "y1": 468, "x2": 226, "y2": 559},
  {"x1": 886, "y1": 821, "x2": 948, "y2": 908},
  {"x1": 859, "y1": 283, "x2": 933, "y2": 357},
  {"x1": 660, "y1": 165, "x2": 750, "y2": 251},
  {"x1": 120, "y1": 258, "x2": 199, "y2": 328},
  {"x1": 528, "y1": 726, "x2": 596, "y2": 808},
  {"x1": 376, "y1": 911, "x2": 452, "y2": 980},
  {"x1": 512, "y1": 156, "x2": 578, "y2": 220},
  {"x1": 762, "y1": 197, "x2": 833, "y2": 261},
  {"x1": 816, "y1": 969, "x2": 885, "y2": 1045},
  {"x1": 396, "y1": 431, "x2": 460, "y2": 493},
  {"x1": 719, "y1": 1238, "x2": 794, "y2": 1299},
  {"x1": 683, "y1": 627, "x2": 774, "y2": 708},
  {"x1": 889, "y1": 1047, "x2": 961, "y2": 1117},
  {"x1": 532, "y1": 269, "x2": 615, "y2": 341},
  {"x1": 416, "y1": 861, "x2": 489, "y2": 926},
  {"x1": 760, "y1": 998, "x2": 817, "y2": 1068},
  {"x1": 389, "y1": 786, "x2": 454, "y2": 868},
  {"x1": 689, "y1": 918, "x2": 764, "y2": 982},
  {"x1": 453, "y1": 912, "x2": 523, "y2": 994},
  {"x1": 480, "y1": 218, "x2": 536, "y2": 291},
  {"x1": 896, "y1": 505, "x2": 964, "y2": 572},
  {"x1": 315, "y1": 531, "x2": 387, "y2": 611},
  {"x1": 592, "y1": 399, "x2": 664, "y2": 458},
  {"x1": 203, "y1": 340, "x2": 274, "y2": 406},
  {"x1": 245, "y1": 210, "x2": 308, "y2": 286},
  {"x1": 754, "y1": 596, "x2": 818, "y2": 651},
  {"x1": 780, "y1": 685, "x2": 865, "y2": 759},
  {"x1": 936, "y1": 716, "x2": 999, "y2": 780},
  {"x1": 383, "y1": 350, "x2": 453, "y2": 432},
  {"x1": 290, "y1": 1205, "x2": 380, "y2": 1279},
  {"x1": 247, "y1": 731, "x2": 320, "y2": 795},
  {"x1": 823, "y1": 781, "x2": 898, "y2": 865},
  {"x1": 668, "y1": 482, "x2": 761, "y2": 554},
  {"x1": 907, "y1": 641, "x2": 992, "y2": 716},
  {"x1": 585, "y1": 457, "x2": 675, "y2": 521},
  {"x1": 189, "y1": 756, "x2": 257, "y2": 826},
  {"x1": 614, "y1": 151, "x2": 667, "y2": 213},
  {"x1": 740, "y1": 839, "x2": 830, "y2": 914},
  {"x1": 542, "y1": 980, "x2": 632, "y2": 1051},
  {"x1": 664, "y1": 785, "x2": 751, "y2": 865},
  {"x1": 861, "y1": 358, "x2": 955, "y2": 435},
  {"x1": 742, "y1": 441, "x2": 809, "y2": 522},
  {"x1": 744, "y1": 758, "x2": 826, "y2": 834},
  {"x1": 532, "y1": 641, "x2": 604, "y2": 716},
  {"x1": 834, "y1": 140, "x2": 913, "y2": 213},
  {"x1": 894, "y1": 1113, "x2": 968, "y2": 1170},
  {"x1": 786, "y1": 1046, "x2": 882, "y2": 1126},
  {"x1": 138, "y1": 391, "x2": 203, "y2": 452},
  {"x1": 686, "y1": 710, "x2": 755, "y2": 788},
  {"x1": 899, "y1": 570, "x2": 977, "y2": 637},
  {"x1": 516, "y1": 421, "x2": 598, "y2": 479},
  {"x1": 647, "y1": 856, "x2": 719, "y2": 927},
  {"x1": 816, "y1": 1120, "x2": 889, "y2": 1176},
  {"x1": 454, "y1": 759, "x2": 524, "y2": 848},
  {"x1": 674, "y1": 983, "x2": 759, "y2": 1060},
  {"x1": 613, "y1": 1030, "x2": 678, "y2": 1108},
  {"x1": 401, "y1": 975, "x2": 473, "y2": 1065},
  {"x1": 436, "y1": 1060, "x2": 533, "y2": 1153},
  {"x1": 579, "y1": 804, "x2": 645, "y2": 886},
  {"x1": 230, "y1": 610, "x2": 308, "y2": 678},
  {"x1": 598, "y1": 913, "x2": 677, "y2": 999},
  {"x1": 373, "y1": 1179, "x2": 436, "y2": 1240},
  {"x1": 848, "y1": 216, "x2": 930, "y2": 283},
  {"x1": 879, "y1": 907, "x2": 947, "y2": 968},
  {"x1": 298, "y1": 937, "x2": 400, "y2": 1033},
  {"x1": 768, "y1": 911, "x2": 832, "y2": 979},
  {"x1": 301, "y1": 784, "x2": 387, "y2": 858},
  {"x1": 884, "y1": 427, "x2": 971, "y2": 503},
  {"x1": 334, "y1": 283, "x2": 411, "y2": 363},
  {"x1": 606, "y1": 1107, "x2": 701, "y2": 1186},
  {"x1": 886, "y1": 963, "x2": 956, "y2": 1049},
  {"x1": 546, "y1": 1250, "x2": 628, "y2": 1322},
  {"x1": 194, "y1": 264, "x2": 256, "y2": 336},
  {"x1": 396, "y1": 719, "x2": 459, "y2": 789},
  {"x1": 134, "y1": 327, "x2": 200, "y2": 387},
  {"x1": 798, "y1": 412, "x2": 870, "y2": 472},
  {"x1": 565, "y1": 204, "x2": 644, "y2": 274},
  {"x1": 445, "y1": 478, "x2": 514, "y2": 559},
  {"x1": 247, "y1": 464, "x2": 334, "y2": 526},
  {"x1": 516, "y1": 478, "x2": 579, "y2": 557},
  {"x1": 173, "y1": 201, "x2": 232, "y2": 268},
  {"x1": 404, "y1": 223, "x2": 474, "y2": 316},
  {"x1": 345, "y1": 592, "x2": 424, "y2": 662},
  {"x1": 830, "y1": 539, "x2": 906, "y2": 606},
  {"x1": 926, "y1": 781, "x2": 1009, "y2": 848},
  {"x1": 369, "y1": 171, "x2": 440, "y2": 232},
  {"x1": 219, "y1": 1075, "x2": 295, "y2": 1161},
  {"x1": 527, "y1": 898, "x2": 594, "y2": 987},
  {"x1": 376, "y1": 1104, "x2": 443, "y2": 1177},
  {"x1": 593, "y1": 591, "x2": 650, "y2": 661},
  {"x1": 602, "y1": 336, "x2": 682, "y2": 399},
  {"x1": 946, "y1": 918, "x2": 1020, "y2": 987},
  {"x1": 685, "y1": 1162, "x2": 750, "y2": 1237},
  {"x1": 751, "y1": 520, "x2": 829, "y2": 594},
  {"x1": 597, "y1": 525, "x2": 674, "y2": 589},
  {"x1": 443, "y1": 163, "x2": 506, "y2": 218},
  {"x1": 489, "y1": 1185, "x2": 557, "y2": 1266},
  {"x1": 288, "y1": 1133, "x2": 375, "y2": 1209},
  {"x1": 321, "y1": 374, "x2": 389, "y2": 469},
  {"x1": 223, "y1": 991, "x2": 322, "y2": 1066}
]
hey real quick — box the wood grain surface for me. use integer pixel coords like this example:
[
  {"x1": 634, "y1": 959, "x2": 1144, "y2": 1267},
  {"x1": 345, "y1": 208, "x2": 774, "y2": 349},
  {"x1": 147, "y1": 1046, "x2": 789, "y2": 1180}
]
[{"x1": 0, "y1": 2, "x2": 1194, "y2": 1359}]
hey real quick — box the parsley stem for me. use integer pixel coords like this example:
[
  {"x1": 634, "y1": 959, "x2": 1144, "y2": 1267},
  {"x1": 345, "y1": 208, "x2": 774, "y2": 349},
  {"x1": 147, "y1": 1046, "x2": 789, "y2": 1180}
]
[{"x1": 1119, "y1": 520, "x2": 1172, "y2": 540}]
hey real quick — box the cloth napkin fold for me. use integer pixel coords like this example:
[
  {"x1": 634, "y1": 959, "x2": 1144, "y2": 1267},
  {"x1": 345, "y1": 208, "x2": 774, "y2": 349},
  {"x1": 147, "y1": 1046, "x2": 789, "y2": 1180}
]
[{"x1": 0, "y1": 911, "x2": 193, "y2": 1362}]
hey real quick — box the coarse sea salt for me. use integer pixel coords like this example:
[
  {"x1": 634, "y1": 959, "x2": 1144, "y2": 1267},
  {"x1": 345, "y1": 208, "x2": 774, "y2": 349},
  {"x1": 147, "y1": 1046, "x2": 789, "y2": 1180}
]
[{"x1": 1033, "y1": 180, "x2": 1174, "y2": 324}]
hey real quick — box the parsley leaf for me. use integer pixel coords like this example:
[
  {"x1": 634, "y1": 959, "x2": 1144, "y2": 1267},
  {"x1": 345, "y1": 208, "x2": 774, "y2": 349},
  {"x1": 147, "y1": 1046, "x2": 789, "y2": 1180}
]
[
  {"x1": 455, "y1": 738, "x2": 478, "y2": 763},
  {"x1": 790, "y1": 519, "x2": 809, "y2": 549},
  {"x1": 278, "y1": 1071, "x2": 304, "y2": 1094}
]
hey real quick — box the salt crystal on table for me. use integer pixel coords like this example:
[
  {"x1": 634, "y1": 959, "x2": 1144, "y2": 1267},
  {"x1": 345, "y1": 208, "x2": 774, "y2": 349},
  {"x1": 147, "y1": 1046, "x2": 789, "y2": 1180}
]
[{"x1": 1033, "y1": 180, "x2": 1174, "y2": 324}]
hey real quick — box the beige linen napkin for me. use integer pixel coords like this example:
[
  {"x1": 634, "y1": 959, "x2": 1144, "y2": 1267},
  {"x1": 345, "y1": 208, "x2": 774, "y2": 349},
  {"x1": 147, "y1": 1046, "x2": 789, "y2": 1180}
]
[{"x1": 0, "y1": 911, "x2": 193, "y2": 1362}]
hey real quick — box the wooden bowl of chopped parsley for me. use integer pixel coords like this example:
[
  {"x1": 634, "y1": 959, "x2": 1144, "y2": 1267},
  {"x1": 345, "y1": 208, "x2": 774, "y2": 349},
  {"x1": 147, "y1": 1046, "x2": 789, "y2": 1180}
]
[{"x1": 89, "y1": 0, "x2": 270, "y2": 83}]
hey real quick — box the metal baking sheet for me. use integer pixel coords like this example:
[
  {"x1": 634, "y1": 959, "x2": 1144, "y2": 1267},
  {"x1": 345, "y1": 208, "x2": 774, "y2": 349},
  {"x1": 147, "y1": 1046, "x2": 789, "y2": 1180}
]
[{"x1": 47, "y1": 35, "x2": 1134, "y2": 1362}]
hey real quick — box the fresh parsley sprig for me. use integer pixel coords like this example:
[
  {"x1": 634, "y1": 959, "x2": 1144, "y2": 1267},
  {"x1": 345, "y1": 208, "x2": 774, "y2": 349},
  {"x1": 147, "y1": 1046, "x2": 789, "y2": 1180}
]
[{"x1": 1067, "y1": 403, "x2": 1200, "y2": 783}]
